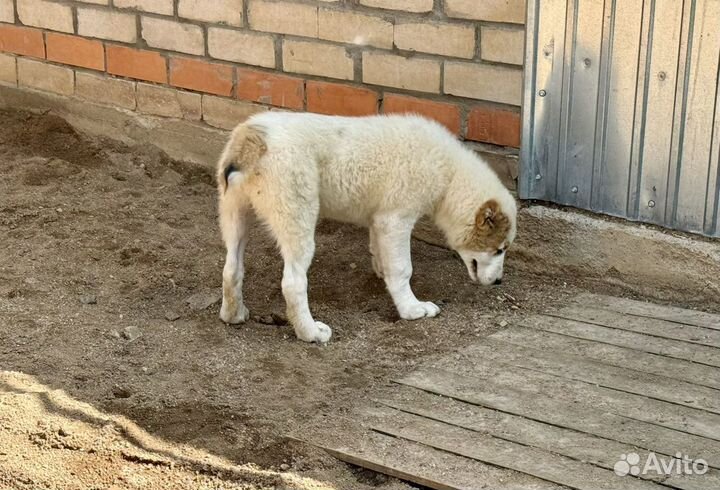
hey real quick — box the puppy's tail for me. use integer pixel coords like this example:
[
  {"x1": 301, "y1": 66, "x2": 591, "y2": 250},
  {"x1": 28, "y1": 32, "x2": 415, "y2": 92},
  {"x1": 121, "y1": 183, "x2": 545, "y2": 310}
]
[{"x1": 216, "y1": 123, "x2": 268, "y2": 194}]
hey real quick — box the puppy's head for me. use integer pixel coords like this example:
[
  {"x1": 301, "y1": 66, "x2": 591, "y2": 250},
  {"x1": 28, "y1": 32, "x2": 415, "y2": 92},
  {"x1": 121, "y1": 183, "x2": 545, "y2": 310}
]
[{"x1": 455, "y1": 198, "x2": 516, "y2": 286}]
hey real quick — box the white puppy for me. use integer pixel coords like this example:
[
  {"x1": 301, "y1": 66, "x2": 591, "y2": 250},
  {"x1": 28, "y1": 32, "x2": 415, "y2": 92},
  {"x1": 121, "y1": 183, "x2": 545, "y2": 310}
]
[{"x1": 216, "y1": 113, "x2": 517, "y2": 343}]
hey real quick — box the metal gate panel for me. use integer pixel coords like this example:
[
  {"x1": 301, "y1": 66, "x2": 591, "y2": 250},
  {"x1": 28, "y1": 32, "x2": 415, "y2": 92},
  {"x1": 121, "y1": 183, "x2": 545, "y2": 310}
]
[
  {"x1": 521, "y1": 0, "x2": 720, "y2": 237},
  {"x1": 556, "y1": 0, "x2": 605, "y2": 210},
  {"x1": 710, "y1": 65, "x2": 720, "y2": 235},
  {"x1": 674, "y1": 0, "x2": 720, "y2": 233},
  {"x1": 522, "y1": 0, "x2": 567, "y2": 200},
  {"x1": 635, "y1": 0, "x2": 685, "y2": 226},
  {"x1": 592, "y1": 0, "x2": 644, "y2": 216}
]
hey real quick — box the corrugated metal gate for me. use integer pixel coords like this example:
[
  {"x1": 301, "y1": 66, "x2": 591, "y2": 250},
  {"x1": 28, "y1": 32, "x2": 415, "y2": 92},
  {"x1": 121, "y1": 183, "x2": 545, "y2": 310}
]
[{"x1": 520, "y1": 0, "x2": 720, "y2": 237}]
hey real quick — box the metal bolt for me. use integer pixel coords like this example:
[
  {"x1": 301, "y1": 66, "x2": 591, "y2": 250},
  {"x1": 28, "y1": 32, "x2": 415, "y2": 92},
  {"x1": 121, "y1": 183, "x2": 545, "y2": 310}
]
[
  {"x1": 583, "y1": 58, "x2": 591, "y2": 67},
  {"x1": 535, "y1": 174, "x2": 542, "y2": 181},
  {"x1": 658, "y1": 71, "x2": 667, "y2": 81},
  {"x1": 571, "y1": 186, "x2": 579, "y2": 194},
  {"x1": 648, "y1": 200, "x2": 656, "y2": 208},
  {"x1": 538, "y1": 90, "x2": 547, "y2": 97}
]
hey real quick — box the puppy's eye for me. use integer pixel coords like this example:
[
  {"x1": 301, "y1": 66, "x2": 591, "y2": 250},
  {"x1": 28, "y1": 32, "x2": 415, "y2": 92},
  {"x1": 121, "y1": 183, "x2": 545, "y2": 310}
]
[{"x1": 495, "y1": 249, "x2": 504, "y2": 256}]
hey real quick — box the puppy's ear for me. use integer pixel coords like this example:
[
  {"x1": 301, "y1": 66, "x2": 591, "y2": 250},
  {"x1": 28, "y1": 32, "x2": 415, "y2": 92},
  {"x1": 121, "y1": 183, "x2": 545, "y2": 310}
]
[
  {"x1": 475, "y1": 200, "x2": 500, "y2": 231},
  {"x1": 467, "y1": 199, "x2": 511, "y2": 249}
]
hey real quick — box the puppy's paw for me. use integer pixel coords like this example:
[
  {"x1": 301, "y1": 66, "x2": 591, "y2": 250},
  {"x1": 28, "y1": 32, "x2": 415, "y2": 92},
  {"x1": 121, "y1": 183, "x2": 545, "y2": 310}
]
[
  {"x1": 312, "y1": 321, "x2": 333, "y2": 343},
  {"x1": 220, "y1": 301, "x2": 250, "y2": 324},
  {"x1": 296, "y1": 321, "x2": 333, "y2": 344},
  {"x1": 398, "y1": 301, "x2": 441, "y2": 321}
]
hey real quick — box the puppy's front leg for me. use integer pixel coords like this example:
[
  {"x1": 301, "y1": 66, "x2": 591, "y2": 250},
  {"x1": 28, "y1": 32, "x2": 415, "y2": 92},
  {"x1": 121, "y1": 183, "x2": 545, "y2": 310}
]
[
  {"x1": 369, "y1": 227, "x2": 384, "y2": 278},
  {"x1": 372, "y1": 214, "x2": 440, "y2": 320},
  {"x1": 280, "y1": 244, "x2": 332, "y2": 343}
]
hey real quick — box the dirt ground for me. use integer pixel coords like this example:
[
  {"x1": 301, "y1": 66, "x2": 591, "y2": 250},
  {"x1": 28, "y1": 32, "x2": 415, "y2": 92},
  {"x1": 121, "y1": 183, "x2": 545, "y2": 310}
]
[{"x1": 1, "y1": 110, "x2": 718, "y2": 489}]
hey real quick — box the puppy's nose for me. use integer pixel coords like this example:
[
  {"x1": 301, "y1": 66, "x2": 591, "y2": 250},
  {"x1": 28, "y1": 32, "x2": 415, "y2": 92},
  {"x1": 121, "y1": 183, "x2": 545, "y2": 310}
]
[{"x1": 493, "y1": 278, "x2": 502, "y2": 286}]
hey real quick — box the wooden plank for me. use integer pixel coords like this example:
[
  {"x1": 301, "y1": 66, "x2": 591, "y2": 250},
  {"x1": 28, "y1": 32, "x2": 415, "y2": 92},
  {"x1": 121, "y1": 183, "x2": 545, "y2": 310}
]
[
  {"x1": 379, "y1": 385, "x2": 720, "y2": 490},
  {"x1": 554, "y1": 305, "x2": 720, "y2": 348},
  {"x1": 471, "y1": 337, "x2": 720, "y2": 415},
  {"x1": 577, "y1": 293, "x2": 720, "y2": 330},
  {"x1": 291, "y1": 428, "x2": 566, "y2": 490},
  {"x1": 493, "y1": 326, "x2": 720, "y2": 390},
  {"x1": 366, "y1": 405, "x2": 664, "y2": 490},
  {"x1": 519, "y1": 315, "x2": 720, "y2": 368},
  {"x1": 397, "y1": 369, "x2": 720, "y2": 468},
  {"x1": 442, "y1": 346, "x2": 720, "y2": 441}
]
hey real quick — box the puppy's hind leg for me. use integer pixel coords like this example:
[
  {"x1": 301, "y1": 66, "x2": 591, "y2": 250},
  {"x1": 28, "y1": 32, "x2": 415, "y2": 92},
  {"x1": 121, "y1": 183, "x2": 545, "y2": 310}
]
[
  {"x1": 266, "y1": 207, "x2": 331, "y2": 343},
  {"x1": 217, "y1": 123, "x2": 267, "y2": 324},
  {"x1": 219, "y1": 191, "x2": 251, "y2": 324},
  {"x1": 279, "y1": 234, "x2": 332, "y2": 344}
]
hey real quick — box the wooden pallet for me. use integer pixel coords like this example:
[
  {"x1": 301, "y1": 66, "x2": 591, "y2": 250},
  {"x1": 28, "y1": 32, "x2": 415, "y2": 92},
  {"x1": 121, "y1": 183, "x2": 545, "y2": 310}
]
[{"x1": 296, "y1": 294, "x2": 720, "y2": 490}]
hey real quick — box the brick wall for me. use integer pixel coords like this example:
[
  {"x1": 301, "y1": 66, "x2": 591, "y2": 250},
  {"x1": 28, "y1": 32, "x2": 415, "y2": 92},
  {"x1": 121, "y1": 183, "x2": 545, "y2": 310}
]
[{"x1": 0, "y1": 0, "x2": 525, "y2": 148}]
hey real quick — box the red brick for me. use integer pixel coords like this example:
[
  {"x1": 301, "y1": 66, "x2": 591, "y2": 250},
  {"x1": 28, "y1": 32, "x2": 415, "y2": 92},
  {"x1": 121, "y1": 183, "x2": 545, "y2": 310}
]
[
  {"x1": 106, "y1": 45, "x2": 167, "y2": 84},
  {"x1": 306, "y1": 81, "x2": 378, "y2": 117},
  {"x1": 236, "y1": 68, "x2": 304, "y2": 110},
  {"x1": 466, "y1": 106, "x2": 521, "y2": 148},
  {"x1": 170, "y1": 57, "x2": 233, "y2": 96},
  {"x1": 383, "y1": 93, "x2": 461, "y2": 134},
  {"x1": 0, "y1": 25, "x2": 44, "y2": 58},
  {"x1": 46, "y1": 33, "x2": 104, "y2": 71}
]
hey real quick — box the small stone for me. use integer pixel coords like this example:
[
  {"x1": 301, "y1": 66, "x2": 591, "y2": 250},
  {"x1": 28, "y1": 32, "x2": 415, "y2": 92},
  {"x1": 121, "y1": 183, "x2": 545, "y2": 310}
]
[
  {"x1": 109, "y1": 330, "x2": 121, "y2": 339},
  {"x1": 271, "y1": 313, "x2": 287, "y2": 326},
  {"x1": 257, "y1": 313, "x2": 287, "y2": 326},
  {"x1": 112, "y1": 385, "x2": 132, "y2": 399},
  {"x1": 258, "y1": 315, "x2": 274, "y2": 325},
  {"x1": 279, "y1": 463, "x2": 290, "y2": 471},
  {"x1": 186, "y1": 289, "x2": 222, "y2": 311},
  {"x1": 349, "y1": 263, "x2": 357, "y2": 270},
  {"x1": 498, "y1": 320, "x2": 508, "y2": 328},
  {"x1": 56, "y1": 208, "x2": 62, "y2": 213},
  {"x1": 164, "y1": 310, "x2": 181, "y2": 321},
  {"x1": 58, "y1": 427, "x2": 70, "y2": 437},
  {"x1": 141, "y1": 367, "x2": 148, "y2": 373},
  {"x1": 121, "y1": 326, "x2": 142, "y2": 341},
  {"x1": 80, "y1": 294, "x2": 97, "y2": 305}
]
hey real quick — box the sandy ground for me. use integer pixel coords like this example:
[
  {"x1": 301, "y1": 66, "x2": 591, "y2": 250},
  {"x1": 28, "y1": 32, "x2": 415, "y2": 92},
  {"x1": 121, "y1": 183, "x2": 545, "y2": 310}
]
[{"x1": 1, "y1": 110, "x2": 718, "y2": 489}]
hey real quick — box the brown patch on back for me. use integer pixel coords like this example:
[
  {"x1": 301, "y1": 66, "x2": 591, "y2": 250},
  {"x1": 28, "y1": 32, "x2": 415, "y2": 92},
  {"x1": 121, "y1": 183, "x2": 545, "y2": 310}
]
[{"x1": 466, "y1": 199, "x2": 511, "y2": 250}]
